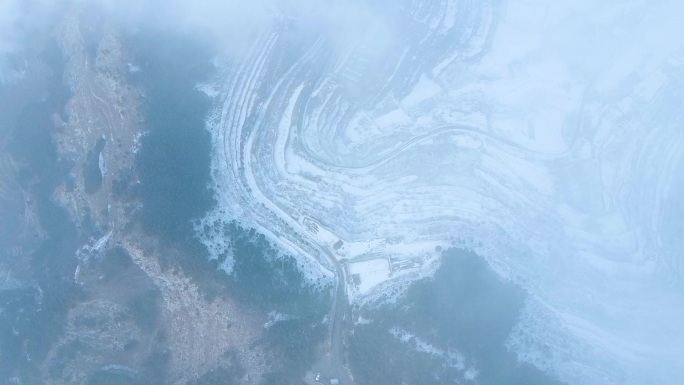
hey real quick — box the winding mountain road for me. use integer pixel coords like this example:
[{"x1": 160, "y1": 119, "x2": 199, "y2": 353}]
[{"x1": 308, "y1": 250, "x2": 355, "y2": 385}]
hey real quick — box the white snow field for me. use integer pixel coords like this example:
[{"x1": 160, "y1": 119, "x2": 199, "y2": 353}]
[{"x1": 196, "y1": 0, "x2": 684, "y2": 383}]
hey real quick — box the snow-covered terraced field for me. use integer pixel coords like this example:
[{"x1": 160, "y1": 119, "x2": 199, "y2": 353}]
[{"x1": 196, "y1": 0, "x2": 684, "y2": 383}]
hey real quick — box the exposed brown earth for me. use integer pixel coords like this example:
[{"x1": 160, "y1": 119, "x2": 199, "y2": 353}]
[{"x1": 29, "y1": 6, "x2": 272, "y2": 384}]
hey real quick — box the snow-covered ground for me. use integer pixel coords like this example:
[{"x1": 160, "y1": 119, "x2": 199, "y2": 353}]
[
  {"x1": 347, "y1": 258, "x2": 391, "y2": 295},
  {"x1": 196, "y1": 0, "x2": 684, "y2": 383}
]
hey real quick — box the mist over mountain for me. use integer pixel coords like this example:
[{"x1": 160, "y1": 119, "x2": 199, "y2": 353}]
[{"x1": 2, "y1": 1, "x2": 684, "y2": 384}]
